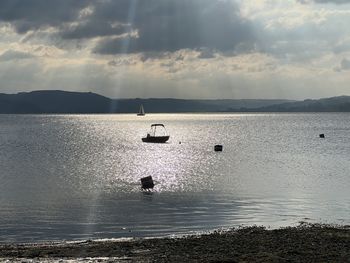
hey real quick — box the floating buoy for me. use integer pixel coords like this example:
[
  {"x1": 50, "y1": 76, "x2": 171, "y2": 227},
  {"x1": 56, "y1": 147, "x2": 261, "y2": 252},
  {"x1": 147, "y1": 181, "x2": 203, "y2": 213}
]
[
  {"x1": 141, "y1": 176, "x2": 154, "y2": 189},
  {"x1": 319, "y1": 134, "x2": 325, "y2": 138},
  {"x1": 214, "y1": 145, "x2": 223, "y2": 152}
]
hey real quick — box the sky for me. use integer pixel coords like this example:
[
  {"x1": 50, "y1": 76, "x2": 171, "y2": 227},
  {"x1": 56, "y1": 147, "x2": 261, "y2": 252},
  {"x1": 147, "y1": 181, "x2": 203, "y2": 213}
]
[{"x1": 0, "y1": 0, "x2": 350, "y2": 99}]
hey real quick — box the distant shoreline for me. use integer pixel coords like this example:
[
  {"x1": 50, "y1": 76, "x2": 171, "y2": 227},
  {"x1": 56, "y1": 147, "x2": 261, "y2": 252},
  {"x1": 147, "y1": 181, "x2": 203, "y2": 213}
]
[
  {"x1": 0, "y1": 224, "x2": 349, "y2": 262},
  {"x1": 1, "y1": 90, "x2": 350, "y2": 113},
  {"x1": 1, "y1": 111, "x2": 350, "y2": 115}
]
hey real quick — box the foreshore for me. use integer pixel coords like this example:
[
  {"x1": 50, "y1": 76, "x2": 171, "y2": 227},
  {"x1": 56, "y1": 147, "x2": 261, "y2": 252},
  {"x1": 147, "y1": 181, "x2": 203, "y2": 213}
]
[{"x1": 0, "y1": 224, "x2": 349, "y2": 262}]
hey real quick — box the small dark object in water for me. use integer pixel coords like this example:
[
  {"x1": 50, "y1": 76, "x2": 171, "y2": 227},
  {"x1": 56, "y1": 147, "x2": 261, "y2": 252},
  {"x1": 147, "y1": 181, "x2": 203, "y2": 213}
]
[
  {"x1": 214, "y1": 145, "x2": 223, "y2": 152},
  {"x1": 319, "y1": 134, "x2": 325, "y2": 138},
  {"x1": 141, "y1": 176, "x2": 154, "y2": 189}
]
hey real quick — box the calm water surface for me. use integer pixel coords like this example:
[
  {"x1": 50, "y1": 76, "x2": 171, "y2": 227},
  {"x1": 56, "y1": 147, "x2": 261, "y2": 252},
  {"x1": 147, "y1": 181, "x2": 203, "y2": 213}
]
[{"x1": 0, "y1": 113, "x2": 349, "y2": 242}]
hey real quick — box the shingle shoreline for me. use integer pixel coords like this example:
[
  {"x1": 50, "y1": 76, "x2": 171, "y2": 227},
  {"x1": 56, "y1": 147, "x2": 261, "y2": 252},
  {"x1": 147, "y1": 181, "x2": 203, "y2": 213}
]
[{"x1": 0, "y1": 224, "x2": 349, "y2": 262}]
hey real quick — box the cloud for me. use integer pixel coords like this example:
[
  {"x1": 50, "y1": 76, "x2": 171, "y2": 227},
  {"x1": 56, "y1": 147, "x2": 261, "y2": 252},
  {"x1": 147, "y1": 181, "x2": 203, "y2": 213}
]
[
  {"x1": 242, "y1": 0, "x2": 350, "y2": 62},
  {"x1": 197, "y1": 48, "x2": 216, "y2": 59},
  {"x1": 0, "y1": 50, "x2": 35, "y2": 61},
  {"x1": 340, "y1": 58, "x2": 350, "y2": 70},
  {"x1": 299, "y1": 0, "x2": 350, "y2": 4},
  {"x1": 60, "y1": 21, "x2": 129, "y2": 40},
  {"x1": 314, "y1": 0, "x2": 350, "y2": 3},
  {"x1": 0, "y1": 0, "x2": 256, "y2": 55},
  {"x1": 92, "y1": 0, "x2": 255, "y2": 54},
  {"x1": 0, "y1": 0, "x2": 90, "y2": 33}
]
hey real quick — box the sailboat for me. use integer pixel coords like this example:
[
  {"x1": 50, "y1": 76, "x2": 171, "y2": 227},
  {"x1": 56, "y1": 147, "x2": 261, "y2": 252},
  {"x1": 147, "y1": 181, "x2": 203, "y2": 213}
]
[{"x1": 137, "y1": 104, "x2": 145, "y2": 116}]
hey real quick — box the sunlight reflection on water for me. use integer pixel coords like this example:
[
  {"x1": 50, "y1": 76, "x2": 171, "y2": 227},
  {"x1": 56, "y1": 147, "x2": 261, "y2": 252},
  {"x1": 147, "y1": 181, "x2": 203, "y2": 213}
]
[{"x1": 0, "y1": 113, "x2": 349, "y2": 242}]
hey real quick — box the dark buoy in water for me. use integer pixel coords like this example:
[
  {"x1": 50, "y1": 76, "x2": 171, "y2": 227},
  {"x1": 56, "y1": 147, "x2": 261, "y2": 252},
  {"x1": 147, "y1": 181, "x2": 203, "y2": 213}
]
[
  {"x1": 214, "y1": 145, "x2": 223, "y2": 152},
  {"x1": 141, "y1": 176, "x2": 154, "y2": 190},
  {"x1": 319, "y1": 134, "x2": 325, "y2": 138}
]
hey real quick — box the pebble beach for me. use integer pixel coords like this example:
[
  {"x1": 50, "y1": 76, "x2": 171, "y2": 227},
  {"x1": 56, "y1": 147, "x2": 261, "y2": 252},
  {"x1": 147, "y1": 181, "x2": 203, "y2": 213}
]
[{"x1": 0, "y1": 224, "x2": 349, "y2": 262}]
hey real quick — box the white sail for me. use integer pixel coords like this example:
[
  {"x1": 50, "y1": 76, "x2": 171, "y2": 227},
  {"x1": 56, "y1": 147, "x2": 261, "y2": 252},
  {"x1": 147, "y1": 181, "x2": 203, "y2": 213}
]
[{"x1": 137, "y1": 104, "x2": 145, "y2": 116}]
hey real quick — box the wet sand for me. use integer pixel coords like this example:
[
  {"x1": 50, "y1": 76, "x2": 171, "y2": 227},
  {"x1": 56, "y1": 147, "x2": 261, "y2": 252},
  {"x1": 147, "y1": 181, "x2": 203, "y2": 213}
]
[{"x1": 0, "y1": 224, "x2": 349, "y2": 262}]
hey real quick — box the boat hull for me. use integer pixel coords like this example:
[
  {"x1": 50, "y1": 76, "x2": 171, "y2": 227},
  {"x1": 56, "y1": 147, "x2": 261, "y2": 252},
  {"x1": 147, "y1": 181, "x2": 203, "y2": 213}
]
[{"x1": 142, "y1": 136, "x2": 169, "y2": 143}]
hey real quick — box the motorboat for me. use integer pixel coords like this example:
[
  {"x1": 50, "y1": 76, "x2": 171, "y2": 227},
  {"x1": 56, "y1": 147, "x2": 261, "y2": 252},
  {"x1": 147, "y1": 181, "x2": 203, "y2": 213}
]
[{"x1": 142, "y1": 124, "x2": 170, "y2": 143}]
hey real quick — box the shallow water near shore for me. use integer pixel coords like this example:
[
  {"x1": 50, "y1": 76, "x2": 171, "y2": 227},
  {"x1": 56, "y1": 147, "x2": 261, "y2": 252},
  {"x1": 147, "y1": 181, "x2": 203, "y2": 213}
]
[{"x1": 0, "y1": 113, "x2": 349, "y2": 243}]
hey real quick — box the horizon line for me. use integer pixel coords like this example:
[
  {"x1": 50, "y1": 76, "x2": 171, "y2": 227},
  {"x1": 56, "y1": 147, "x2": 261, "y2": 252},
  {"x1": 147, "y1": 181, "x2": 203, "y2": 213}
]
[{"x1": 1, "y1": 89, "x2": 350, "y2": 101}]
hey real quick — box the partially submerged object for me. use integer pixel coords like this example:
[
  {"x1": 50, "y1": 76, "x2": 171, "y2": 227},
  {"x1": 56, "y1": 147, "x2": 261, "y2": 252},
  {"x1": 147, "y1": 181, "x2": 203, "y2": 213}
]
[
  {"x1": 142, "y1": 124, "x2": 170, "y2": 143},
  {"x1": 214, "y1": 145, "x2": 223, "y2": 152},
  {"x1": 141, "y1": 176, "x2": 154, "y2": 190}
]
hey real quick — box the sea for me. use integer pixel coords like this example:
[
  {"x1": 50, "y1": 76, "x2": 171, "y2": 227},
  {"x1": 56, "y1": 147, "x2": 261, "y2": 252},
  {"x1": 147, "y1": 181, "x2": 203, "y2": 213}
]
[{"x1": 0, "y1": 113, "x2": 349, "y2": 243}]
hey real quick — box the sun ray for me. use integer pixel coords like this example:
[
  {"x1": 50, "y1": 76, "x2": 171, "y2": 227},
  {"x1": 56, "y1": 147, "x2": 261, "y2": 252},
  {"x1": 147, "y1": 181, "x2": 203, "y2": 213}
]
[{"x1": 109, "y1": 0, "x2": 140, "y2": 112}]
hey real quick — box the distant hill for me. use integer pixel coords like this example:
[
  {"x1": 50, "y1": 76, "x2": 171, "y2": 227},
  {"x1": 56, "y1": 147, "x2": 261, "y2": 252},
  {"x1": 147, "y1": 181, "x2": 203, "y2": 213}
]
[
  {"x1": 0, "y1": 90, "x2": 349, "y2": 113},
  {"x1": 0, "y1": 90, "x2": 111, "y2": 113},
  {"x1": 0, "y1": 90, "x2": 292, "y2": 113},
  {"x1": 110, "y1": 98, "x2": 293, "y2": 113},
  {"x1": 247, "y1": 96, "x2": 350, "y2": 112}
]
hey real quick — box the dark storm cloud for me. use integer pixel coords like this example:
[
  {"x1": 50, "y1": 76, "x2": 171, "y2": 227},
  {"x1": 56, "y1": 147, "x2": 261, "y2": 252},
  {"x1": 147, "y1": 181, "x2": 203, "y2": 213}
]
[
  {"x1": 0, "y1": 0, "x2": 90, "y2": 33},
  {"x1": 61, "y1": 21, "x2": 129, "y2": 39},
  {"x1": 0, "y1": 0, "x2": 255, "y2": 55},
  {"x1": 92, "y1": 0, "x2": 255, "y2": 54}
]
